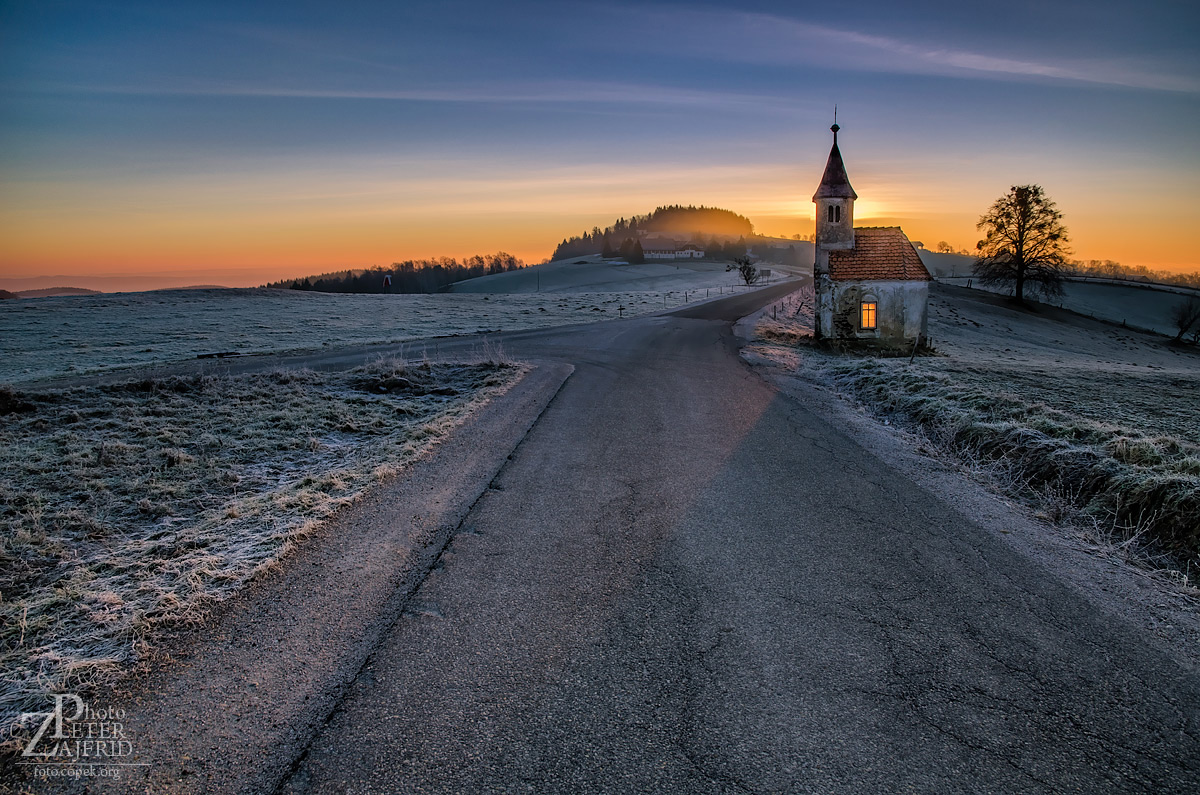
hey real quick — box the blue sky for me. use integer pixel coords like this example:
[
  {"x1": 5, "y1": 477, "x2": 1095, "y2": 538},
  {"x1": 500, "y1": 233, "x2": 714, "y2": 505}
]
[{"x1": 2, "y1": 0, "x2": 1198, "y2": 286}]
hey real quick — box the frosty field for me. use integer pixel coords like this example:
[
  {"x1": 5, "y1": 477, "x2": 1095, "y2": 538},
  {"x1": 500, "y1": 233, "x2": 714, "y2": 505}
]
[
  {"x1": 0, "y1": 357, "x2": 524, "y2": 734},
  {"x1": 0, "y1": 285, "x2": 729, "y2": 385},
  {"x1": 937, "y1": 276, "x2": 1198, "y2": 337},
  {"x1": 449, "y1": 254, "x2": 803, "y2": 294}
]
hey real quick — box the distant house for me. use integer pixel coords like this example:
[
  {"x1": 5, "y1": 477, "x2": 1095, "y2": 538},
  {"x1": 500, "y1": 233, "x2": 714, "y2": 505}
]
[
  {"x1": 641, "y1": 238, "x2": 705, "y2": 260},
  {"x1": 642, "y1": 238, "x2": 679, "y2": 259},
  {"x1": 643, "y1": 237, "x2": 681, "y2": 260},
  {"x1": 812, "y1": 123, "x2": 931, "y2": 346}
]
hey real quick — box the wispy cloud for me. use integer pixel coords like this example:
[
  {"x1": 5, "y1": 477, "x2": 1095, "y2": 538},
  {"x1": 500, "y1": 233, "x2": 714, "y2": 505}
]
[
  {"x1": 29, "y1": 78, "x2": 804, "y2": 113},
  {"x1": 612, "y1": 6, "x2": 1198, "y2": 93}
]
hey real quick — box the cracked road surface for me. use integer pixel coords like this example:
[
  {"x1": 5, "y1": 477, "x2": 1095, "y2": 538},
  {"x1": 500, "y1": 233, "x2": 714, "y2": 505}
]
[{"x1": 277, "y1": 288, "x2": 1198, "y2": 793}]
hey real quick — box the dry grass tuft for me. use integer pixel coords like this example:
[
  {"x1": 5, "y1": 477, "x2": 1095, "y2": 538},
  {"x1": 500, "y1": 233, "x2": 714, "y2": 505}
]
[
  {"x1": 0, "y1": 359, "x2": 524, "y2": 736},
  {"x1": 754, "y1": 287, "x2": 815, "y2": 347},
  {"x1": 757, "y1": 319, "x2": 814, "y2": 347}
]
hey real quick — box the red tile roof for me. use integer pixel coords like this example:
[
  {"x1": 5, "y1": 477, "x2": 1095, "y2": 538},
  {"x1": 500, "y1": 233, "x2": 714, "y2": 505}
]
[{"x1": 828, "y1": 227, "x2": 933, "y2": 282}]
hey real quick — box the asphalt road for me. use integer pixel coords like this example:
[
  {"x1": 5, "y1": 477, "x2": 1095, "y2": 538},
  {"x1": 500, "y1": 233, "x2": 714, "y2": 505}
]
[{"x1": 272, "y1": 286, "x2": 1200, "y2": 793}]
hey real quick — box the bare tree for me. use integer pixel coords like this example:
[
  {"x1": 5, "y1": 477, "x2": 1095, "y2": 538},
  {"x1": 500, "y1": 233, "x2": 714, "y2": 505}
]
[
  {"x1": 1169, "y1": 296, "x2": 1200, "y2": 343},
  {"x1": 727, "y1": 255, "x2": 761, "y2": 286},
  {"x1": 974, "y1": 185, "x2": 1070, "y2": 304}
]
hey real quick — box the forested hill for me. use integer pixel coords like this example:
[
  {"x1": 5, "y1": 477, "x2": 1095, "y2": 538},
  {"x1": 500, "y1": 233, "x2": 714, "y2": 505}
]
[
  {"x1": 265, "y1": 252, "x2": 525, "y2": 294},
  {"x1": 552, "y1": 205, "x2": 754, "y2": 261},
  {"x1": 640, "y1": 205, "x2": 753, "y2": 237}
]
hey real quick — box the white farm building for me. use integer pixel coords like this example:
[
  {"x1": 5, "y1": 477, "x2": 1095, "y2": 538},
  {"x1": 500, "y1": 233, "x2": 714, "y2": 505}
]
[{"x1": 641, "y1": 238, "x2": 705, "y2": 260}]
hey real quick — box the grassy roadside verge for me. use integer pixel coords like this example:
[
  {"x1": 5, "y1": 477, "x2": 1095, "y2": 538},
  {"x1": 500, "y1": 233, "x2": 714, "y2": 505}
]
[
  {"x1": 821, "y1": 359, "x2": 1200, "y2": 562},
  {"x1": 747, "y1": 300, "x2": 1200, "y2": 576},
  {"x1": 0, "y1": 356, "x2": 525, "y2": 738}
]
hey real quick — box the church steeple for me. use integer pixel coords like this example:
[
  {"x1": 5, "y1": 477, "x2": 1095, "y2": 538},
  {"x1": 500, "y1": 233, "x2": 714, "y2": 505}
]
[
  {"x1": 813, "y1": 123, "x2": 858, "y2": 201},
  {"x1": 813, "y1": 122, "x2": 856, "y2": 255}
]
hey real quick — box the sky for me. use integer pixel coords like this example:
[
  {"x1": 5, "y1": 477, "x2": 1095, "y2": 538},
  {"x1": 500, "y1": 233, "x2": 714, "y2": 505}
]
[{"x1": 1, "y1": 0, "x2": 1198, "y2": 290}]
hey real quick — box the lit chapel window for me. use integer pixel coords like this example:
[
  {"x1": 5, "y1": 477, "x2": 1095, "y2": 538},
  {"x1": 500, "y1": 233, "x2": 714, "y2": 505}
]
[{"x1": 861, "y1": 301, "x2": 877, "y2": 329}]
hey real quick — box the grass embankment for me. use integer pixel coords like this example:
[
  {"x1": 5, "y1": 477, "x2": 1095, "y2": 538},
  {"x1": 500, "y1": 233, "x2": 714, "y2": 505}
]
[
  {"x1": 751, "y1": 291, "x2": 1200, "y2": 572},
  {"x1": 0, "y1": 357, "x2": 524, "y2": 736},
  {"x1": 824, "y1": 361, "x2": 1200, "y2": 562}
]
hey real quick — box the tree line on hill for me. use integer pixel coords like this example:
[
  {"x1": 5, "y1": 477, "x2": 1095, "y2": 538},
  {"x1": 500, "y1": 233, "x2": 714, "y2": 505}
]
[
  {"x1": 553, "y1": 205, "x2": 755, "y2": 261},
  {"x1": 266, "y1": 253, "x2": 525, "y2": 294},
  {"x1": 610, "y1": 238, "x2": 646, "y2": 264},
  {"x1": 1067, "y1": 259, "x2": 1200, "y2": 290}
]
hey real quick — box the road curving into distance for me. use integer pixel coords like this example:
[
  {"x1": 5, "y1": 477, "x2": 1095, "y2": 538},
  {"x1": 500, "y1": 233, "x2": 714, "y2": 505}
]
[
  {"x1": 19, "y1": 280, "x2": 1198, "y2": 794},
  {"x1": 286, "y1": 283, "x2": 1199, "y2": 793}
]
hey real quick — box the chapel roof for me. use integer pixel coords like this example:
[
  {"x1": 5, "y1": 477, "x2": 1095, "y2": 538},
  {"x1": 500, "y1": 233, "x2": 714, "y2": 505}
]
[
  {"x1": 812, "y1": 124, "x2": 858, "y2": 201},
  {"x1": 828, "y1": 227, "x2": 933, "y2": 282}
]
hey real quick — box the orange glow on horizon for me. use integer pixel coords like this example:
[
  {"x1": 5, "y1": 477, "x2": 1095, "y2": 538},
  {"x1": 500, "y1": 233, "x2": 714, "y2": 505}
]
[{"x1": 3, "y1": 159, "x2": 1198, "y2": 291}]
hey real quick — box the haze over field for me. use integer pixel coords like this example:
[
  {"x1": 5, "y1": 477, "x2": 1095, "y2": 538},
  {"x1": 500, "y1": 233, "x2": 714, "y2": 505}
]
[{"x1": 2, "y1": 1, "x2": 1198, "y2": 291}]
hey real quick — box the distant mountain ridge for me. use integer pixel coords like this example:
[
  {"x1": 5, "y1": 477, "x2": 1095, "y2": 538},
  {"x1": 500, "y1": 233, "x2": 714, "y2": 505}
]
[
  {"x1": 16, "y1": 287, "x2": 103, "y2": 298},
  {"x1": 0, "y1": 287, "x2": 105, "y2": 299}
]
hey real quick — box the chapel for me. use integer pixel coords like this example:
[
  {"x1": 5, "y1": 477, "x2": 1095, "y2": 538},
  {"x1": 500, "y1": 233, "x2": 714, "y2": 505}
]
[{"x1": 812, "y1": 123, "x2": 932, "y2": 347}]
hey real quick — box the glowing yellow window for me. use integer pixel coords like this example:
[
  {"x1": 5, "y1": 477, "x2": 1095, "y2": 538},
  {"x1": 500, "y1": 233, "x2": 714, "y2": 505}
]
[{"x1": 861, "y1": 301, "x2": 877, "y2": 329}]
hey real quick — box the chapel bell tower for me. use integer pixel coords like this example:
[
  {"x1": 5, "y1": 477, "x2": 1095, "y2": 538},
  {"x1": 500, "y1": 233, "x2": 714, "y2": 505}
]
[{"x1": 813, "y1": 122, "x2": 857, "y2": 273}]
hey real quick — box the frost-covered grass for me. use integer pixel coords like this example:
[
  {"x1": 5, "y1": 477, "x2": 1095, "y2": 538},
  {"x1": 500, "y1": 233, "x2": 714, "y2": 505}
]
[
  {"x1": 0, "y1": 356, "x2": 524, "y2": 734},
  {"x1": 0, "y1": 286, "x2": 716, "y2": 385},
  {"x1": 755, "y1": 288, "x2": 815, "y2": 347},
  {"x1": 823, "y1": 361, "x2": 1200, "y2": 562},
  {"x1": 749, "y1": 284, "x2": 1200, "y2": 568}
]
